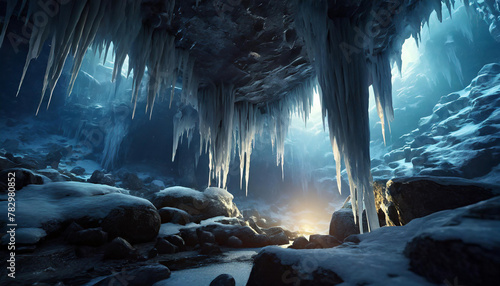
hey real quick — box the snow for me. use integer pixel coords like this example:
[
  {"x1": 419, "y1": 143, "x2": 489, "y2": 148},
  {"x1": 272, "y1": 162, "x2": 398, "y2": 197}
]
[
  {"x1": 156, "y1": 186, "x2": 204, "y2": 201},
  {"x1": 1, "y1": 228, "x2": 47, "y2": 245},
  {"x1": 253, "y1": 197, "x2": 500, "y2": 286},
  {"x1": 0, "y1": 182, "x2": 153, "y2": 231}
]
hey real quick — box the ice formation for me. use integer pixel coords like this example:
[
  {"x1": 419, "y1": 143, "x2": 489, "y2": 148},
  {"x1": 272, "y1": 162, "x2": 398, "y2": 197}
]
[{"x1": 0, "y1": 0, "x2": 493, "y2": 233}]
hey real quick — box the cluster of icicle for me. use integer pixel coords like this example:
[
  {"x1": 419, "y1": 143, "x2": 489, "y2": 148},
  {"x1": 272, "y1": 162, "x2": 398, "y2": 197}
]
[
  {"x1": 172, "y1": 79, "x2": 315, "y2": 195},
  {"x1": 0, "y1": 0, "x2": 196, "y2": 119},
  {"x1": 294, "y1": 0, "x2": 469, "y2": 233}
]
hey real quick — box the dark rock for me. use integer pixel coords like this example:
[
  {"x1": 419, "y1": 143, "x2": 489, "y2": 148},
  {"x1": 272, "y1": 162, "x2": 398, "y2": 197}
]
[
  {"x1": 305, "y1": 242, "x2": 321, "y2": 249},
  {"x1": 70, "y1": 166, "x2": 85, "y2": 176},
  {"x1": 199, "y1": 243, "x2": 222, "y2": 255},
  {"x1": 44, "y1": 147, "x2": 70, "y2": 169},
  {"x1": 95, "y1": 265, "x2": 171, "y2": 286},
  {"x1": 197, "y1": 229, "x2": 216, "y2": 244},
  {"x1": 165, "y1": 235, "x2": 185, "y2": 250},
  {"x1": 103, "y1": 237, "x2": 137, "y2": 260},
  {"x1": 179, "y1": 228, "x2": 198, "y2": 246},
  {"x1": 329, "y1": 208, "x2": 367, "y2": 241},
  {"x1": 247, "y1": 250, "x2": 344, "y2": 286},
  {"x1": 309, "y1": 235, "x2": 341, "y2": 248},
  {"x1": 64, "y1": 222, "x2": 84, "y2": 240},
  {"x1": 376, "y1": 177, "x2": 498, "y2": 226},
  {"x1": 262, "y1": 227, "x2": 289, "y2": 245},
  {"x1": 101, "y1": 205, "x2": 161, "y2": 243},
  {"x1": 0, "y1": 168, "x2": 43, "y2": 191},
  {"x1": 289, "y1": 236, "x2": 309, "y2": 249},
  {"x1": 88, "y1": 170, "x2": 115, "y2": 186},
  {"x1": 405, "y1": 197, "x2": 500, "y2": 285},
  {"x1": 242, "y1": 209, "x2": 261, "y2": 221},
  {"x1": 248, "y1": 217, "x2": 264, "y2": 234},
  {"x1": 68, "y1": 228, "x2": 108, "y2": 246},
  {"x1": 199, "y1": 224, "x2": 270, "y2": 247},
  {"x1": 122, "y1": 172, "x2": 144, "y2": 190},
  {"x1": 210, "y1": 274, "x2": 236, "y2": 286},
  {"x1": 148, "y1": 247, "x2": 158, "y2": 259},
  {"x1": 158, "y1": 207, "x2": 192, "y2": 225},
  {"x1": 227, "y1": 236, "x2": 243, "y2": 248},
  {"x1": 155, "y1": 238, "x2": 178, "y2": 254}
]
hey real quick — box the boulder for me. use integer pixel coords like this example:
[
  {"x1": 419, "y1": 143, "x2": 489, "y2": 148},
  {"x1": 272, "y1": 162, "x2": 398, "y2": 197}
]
[
  {"x1": 95, "y1": 265, "x2": 171, "y2": 286},
  {"x1": 210, "y1": 274, "x2": 236, "y2": 286},
  {"x1": 103, "y1": 237, "x2": 137, "y2": 260},
  {"x1": 289, "y1": 236, "x2": 309, "y2": 249},
  {"x1": 0, "y1": 182, "x2": 160, "y2": 242},
  {"x1": 179, "y1": 228, "x2": 199, "y2": 246},
  {"x1": 197, "y1": 229, "x2": 216, "y2": 244},
  {"x1": 158, "y1": 207, "x2": 192, "y2": 225},
  {"x1": 152, "y1": 186, "x2": 240, "y2": 222},
  {"x1": 247, "y1": 250, "x2": 343, "y2": 286},
  {"x1": 329, "y1": 208, "x2": 367, "y2": 242},
  {"x1": 101, "y1": 204, "x2": 161, "y2": 243},
  {"x1": 405, "y1": 197, "x2": 500, "y2": 285},
  {"x1": 67, "y1": 228, "x2": 108, "y2": 246},
  {"x1": 262, "y1": 227, "x2": 289, "y2": 245},
  {"x1": 0, "y1": 168, "x2": 43, "y2": 191},
  {"x1": 122, "y1": 172, "x2": 144, "y2": 190},
  {"x1": 227, "y1": 236, "x2": 243, "y2": 248},
  {"x1": 198, "y1": 224, "x2": 270, "y2": 248},
  {"x1": 375, "y1": 177, "x2": 498, "y2": 226},
  {"x1": 165, "y1": 235, "x2": 185, "y2": 250},
  {"x1": 70, "y1": 166, "x2": 85, "y2": 176},
  {"x1": 155, "y1": 237, "x2": 178, "y2": 254},
  {"x1": 88, "y1": 170, "x2": 115, "y2": 186}
]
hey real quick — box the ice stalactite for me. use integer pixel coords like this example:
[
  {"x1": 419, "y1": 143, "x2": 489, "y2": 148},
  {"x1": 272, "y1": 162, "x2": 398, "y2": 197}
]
[
  {"x1": 1, "y1": 0, "x2": 197, "y2": 119},
  {"x1": 101, "y1": 104, "x2": 131, "y2": 170},
  {"x1": 296, "y1": 2, "x2": 380, "y2": 233},
  {"x1": 295, "y1": 0, "x2": 460, "y2": 233},
  {"x1": 172, "y1": 106, "x2": 198, "y2": 162},
  {"x1": 197, "y1": 83, "x2": 236, "y2": 189}
]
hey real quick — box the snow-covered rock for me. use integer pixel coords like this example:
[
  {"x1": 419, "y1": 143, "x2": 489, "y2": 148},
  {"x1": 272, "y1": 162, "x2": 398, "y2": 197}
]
[
  {"x1": 375, "y1": 63, "x2": 500, "y2": 184},
  {"x1": 248, "y1": 197, "x2": 500, "y2": 286},
  {"x1": 0, "y1": 182, "x2": 160, "y2": 243},
  {"x1": 152, "y1": 186, "x2": 240, "y2": 222}
]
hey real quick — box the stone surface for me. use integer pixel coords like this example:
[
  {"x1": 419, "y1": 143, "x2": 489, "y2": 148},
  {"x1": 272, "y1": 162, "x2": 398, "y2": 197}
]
[
  {"x1": 101, "y1": 205, "x2": 161, "y2": 243},
  {"x1": 210, "y1": 274, "x2": 236, "y2": 286},
  {"x1": 405, "y1": 197, "x2": 500, "y2": 285},
  {"x1": 329, "y1": 208, "x2": 367, "y2": 242},
  {"x1": 375, "y1": 177, "x2": 498, "y2": 226},
  {"x1": 103, "y1": 237, "x2": 137, "y2": 260},
  {"x1": 155, "y1": 237, "x2": 178, "y2": 254},
  {"x1": 247, "y1": 250, "x2": 343, "y2": 286},
  {"x1": 153, "y1": 186, "x2": 240, "y2": 222},
  {"x1": 289, "y1": 236, "x2": 309, "y2": 249},
  {"x1": 158, "y1": 207, "x2": 192, "y2": 225},
  {"x1": 0, "y1": 168, "x2": 43, "y2": 191}
]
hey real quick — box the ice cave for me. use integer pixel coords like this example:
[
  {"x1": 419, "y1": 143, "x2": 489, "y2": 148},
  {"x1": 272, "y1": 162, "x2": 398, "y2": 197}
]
[{"x1": 0, "y1": 0, "x2": 499, "y2": 285}]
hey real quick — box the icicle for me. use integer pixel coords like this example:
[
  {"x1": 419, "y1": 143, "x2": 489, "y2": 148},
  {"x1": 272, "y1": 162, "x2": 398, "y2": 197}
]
[{"x1": 0, "y1": 0, "x2": 17, "y2": 48}]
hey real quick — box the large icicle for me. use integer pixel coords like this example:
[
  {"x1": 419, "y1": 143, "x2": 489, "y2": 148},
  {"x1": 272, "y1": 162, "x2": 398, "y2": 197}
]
[
  {"x1": 296, "y1": 1, "x2": 382, "y2": 233},
  {"x1": 197, "y1": 83, "x2": 236, "y2": 189}
]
